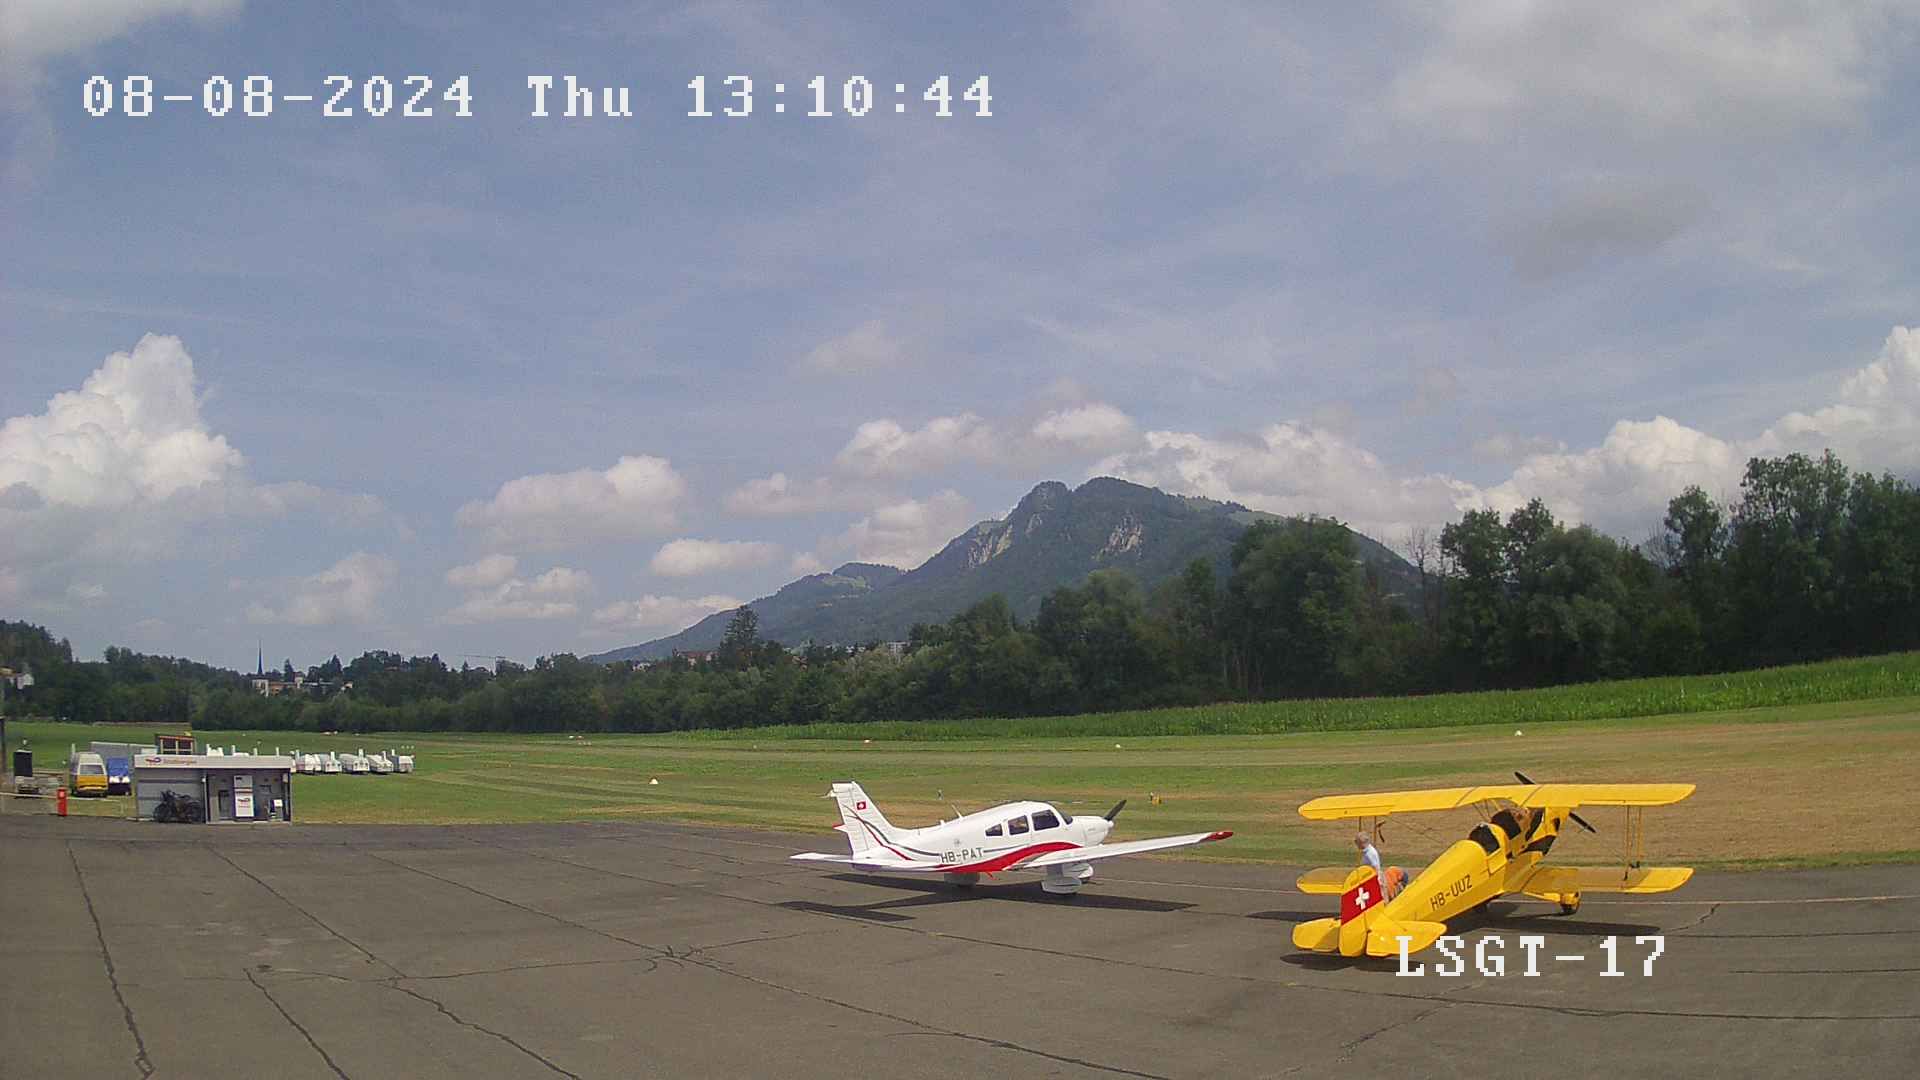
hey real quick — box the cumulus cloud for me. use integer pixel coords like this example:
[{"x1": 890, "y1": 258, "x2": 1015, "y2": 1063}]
[
  {"x1": 835, "y1": 413, "x2": 1001, "y2": 477},
  {"x1": 442, "y1": 564, "x2": 593, "y2": 624},
  {"x1": 1390, "y1": 1, "x2": 1910, "y2": 142},
  {"x1": 789, "y1": 552, "x2": 826, "y2": 575},
  {"x1": 649, "y1": 538, "x2": 781, "y2": 578},
  {"x1": 832, "y1": 402, "x2": 1139, "y2": 480},
  {"x1": 725, "y1": 471, "x2": 868, "y2": 515},
  {"x1": 455, "y1": 455, "x2": 686, "y2": 549},
  {"x1": 799, "y1": 319, "x2": 905, "y2": 374},
  {"x1": 246, "y1": 552, "x2": 396, "y2": 627},
  {"x1": 1101, "y1": 325, "x2": 1920, "y2": 540},
  {"x1": 1098, "y1": 426, "x2": 1480, "y2": 541},
  {"x1": 833, "y1": 490, "x2": 976, "y2": 571},
  {"x1": 1482, "y1": 325, "x2": 1920, "y2": 527},
  {"x1": 0, "y1": 334, "x2": 383, "y2": 581},
  {"x1": 0, "y1": 333, "x2": 241, "y2": 507},
  {"x1": 445, "y1": 553, "x2": 517, "y2": 589},
  {"x1": 591, "y1": 593, "x2": 742, "y2": 634},
  {"x1": 1030, "y1": 403, "x2": 1137, "y2": 453}
]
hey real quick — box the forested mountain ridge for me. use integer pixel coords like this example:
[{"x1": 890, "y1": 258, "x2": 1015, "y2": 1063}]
[{"x1": 586, "y1": 477, "x2": 1418, "y2": 661}]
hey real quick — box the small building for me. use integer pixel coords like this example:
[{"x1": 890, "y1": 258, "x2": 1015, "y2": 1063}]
[{"x1": 133, "y1": 752, "x2": 296, "y2": 823}]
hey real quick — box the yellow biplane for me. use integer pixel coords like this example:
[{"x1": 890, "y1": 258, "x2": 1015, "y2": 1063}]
[{"x1": 1291, "y1": 773, "x2": 1695, "y2": 959}]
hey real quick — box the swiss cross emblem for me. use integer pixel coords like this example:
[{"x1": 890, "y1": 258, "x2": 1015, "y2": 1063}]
[
  {"x1": 855, "y1": 801, "x2": 868, "y2": 810},
  {"x1": 1341, "y1": 872, "x2": 1382, "y2": 923}
]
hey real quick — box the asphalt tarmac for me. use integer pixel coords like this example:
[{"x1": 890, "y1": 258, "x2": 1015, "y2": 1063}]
[{"x1": 3, "y1": 814, "x2": 1915, "y2": 1079}]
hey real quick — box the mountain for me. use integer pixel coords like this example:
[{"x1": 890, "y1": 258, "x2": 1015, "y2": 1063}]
[{"x1": 583, "y1": 478, "x2": 1421, "y2": 663}]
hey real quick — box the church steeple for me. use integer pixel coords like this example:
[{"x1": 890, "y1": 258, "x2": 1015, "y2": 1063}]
[{"x1": 257, "y1": 643, "x2": 264, "y2": 677}]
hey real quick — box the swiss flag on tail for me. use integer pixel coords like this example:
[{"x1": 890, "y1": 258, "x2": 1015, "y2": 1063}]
[{"x1": 1341, "y1": 870, "x2": 1383, "y2": 923}]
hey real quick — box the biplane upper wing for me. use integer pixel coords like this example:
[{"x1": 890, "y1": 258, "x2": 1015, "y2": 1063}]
[{"x1": 1298, "y1": 783, "x2": 1694, "y2": 820}]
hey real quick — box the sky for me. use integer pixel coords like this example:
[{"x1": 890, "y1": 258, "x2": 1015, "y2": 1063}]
[{"x1": 3, "y1": 1, "x2": 1919, "y2": 671}]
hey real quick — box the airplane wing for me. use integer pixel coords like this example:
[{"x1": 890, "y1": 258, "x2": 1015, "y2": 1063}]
[
  {"x1": 1299, "y1": 783, "x2": 1694, "y2": 819},
  {"x1": 1520, "y1": 865, "x2": 1694, "y2": 896},
  {"x1": 788, "y1": 852, "x2": 942, "y2": 871},
  {"x1": 1021, "y1": 831, "x2": 1233, "y2": 868}
]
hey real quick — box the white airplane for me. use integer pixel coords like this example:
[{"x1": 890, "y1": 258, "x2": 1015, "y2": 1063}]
[{"x1": 791, "y1": 781, "x2": 1233, "y2": 896}]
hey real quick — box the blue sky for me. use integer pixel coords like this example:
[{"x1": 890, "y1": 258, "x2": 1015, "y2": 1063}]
[{"x1": 3, "y1": 1, "x2": 1918, "y2": 670}]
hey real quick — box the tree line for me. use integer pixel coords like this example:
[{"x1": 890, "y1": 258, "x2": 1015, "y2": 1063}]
[{"x1": 4, "y1": 450, "x2": 1915, "y2": 736}]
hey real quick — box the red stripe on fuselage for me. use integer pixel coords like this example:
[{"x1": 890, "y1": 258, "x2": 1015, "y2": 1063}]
[{"x1": 940, "y1": 841, "x2": 1080, "y2": 874}]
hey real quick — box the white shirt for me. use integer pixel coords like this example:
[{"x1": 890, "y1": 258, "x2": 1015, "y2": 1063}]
[{"x1": 1360, "y1": 842, "x2": 1382, "y2": 876}]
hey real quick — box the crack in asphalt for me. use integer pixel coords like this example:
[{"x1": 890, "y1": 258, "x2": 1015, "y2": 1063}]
[
  {"x1": 66, "y1": 842, "x2": 153, "y2": 1078},
  {"x1": 206, "y1": 844, "x2": 405, "y2": 977},
  {"x1": 383, "y1": 983, "x2": 584, "y2": 1079},
  {"x1": 1668, "y1": 902, "x2": 1721, "y2": 933},
  {"x1": 245, "y1": 968, "x2": 351, "y2": 1079}
]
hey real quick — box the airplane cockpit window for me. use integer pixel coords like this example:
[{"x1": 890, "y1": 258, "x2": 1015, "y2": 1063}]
[
  {"x1": 1032, "y1": 810, "x2": 1060, "y2": 830},
  {"x1": 986, "y1": 823, "x2": 1003, "y2": 837},
  {"x1": 1469, "y1": 823, "x2": 1501, "y2": 854},
  {"x1": 1489, "y1": 808, "x2": 1525, "y2": 839},
  {"x1": 1007, "y1": 815, "x2": 1030, "y2": 835}
]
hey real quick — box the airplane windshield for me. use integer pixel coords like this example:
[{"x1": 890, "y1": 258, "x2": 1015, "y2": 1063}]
[{"x1": 1032, "y1": 810, "x2": 1060, "y2": 830}]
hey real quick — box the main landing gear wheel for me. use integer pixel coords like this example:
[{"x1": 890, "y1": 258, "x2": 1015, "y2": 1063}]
[
  {"x1": 1559, "y1": 896, "x2": 1582, "y2": 915},
  {"x1": 950, "y1": 874, "x2": 980, "y2": 891}
]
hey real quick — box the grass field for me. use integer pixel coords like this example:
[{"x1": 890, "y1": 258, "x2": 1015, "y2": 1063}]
[{"x1": 9, "y1": 692, "x2": 1919, "y2": 869}]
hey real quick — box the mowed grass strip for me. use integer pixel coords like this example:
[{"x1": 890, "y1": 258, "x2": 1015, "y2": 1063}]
[{"x1": 14, "y1": 692, "x2": 1919, "y2": 868}]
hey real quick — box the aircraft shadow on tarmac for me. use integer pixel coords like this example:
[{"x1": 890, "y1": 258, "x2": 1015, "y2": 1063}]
[
  {"x1": 781, "y1": 873, "x2": 1195, "y2": 920},
  {"x1": 1267, "y1": 902, "x2": 1662, "y2": 968}
]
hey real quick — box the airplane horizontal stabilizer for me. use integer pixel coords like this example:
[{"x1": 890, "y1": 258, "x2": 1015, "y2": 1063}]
[
  {"x1": 1366, "y1": 918, "x2": 1447, "y2": 958},
  {"x1": 1296, "y1": 867, "x2": 1355, "y2": 894}
]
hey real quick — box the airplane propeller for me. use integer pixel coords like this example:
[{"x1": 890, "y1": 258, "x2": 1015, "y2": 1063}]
[
  {"x1": 1103, "y1": 799, "x2": 1127, "y2": 822},
  {"x1": 1514, "y1": 771, "x2": 1596, "y2": 834}
]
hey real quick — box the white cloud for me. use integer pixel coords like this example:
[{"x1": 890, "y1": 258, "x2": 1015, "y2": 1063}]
[
  {"x1": 246, "y1": 552, "x2": 396, "y2": 627},
  {"x1": 1030, "y1": 403, "x2": 1137, "y2": 453},
  {"x1": 649, "y1": 538, "x2": 781, "y2": 578},
  {"x1": 591, "y1": 593, "x2": 741, "y2": 634},
  {"x1": 833, "y1": 490, "x2": 976, "y2": 571},
  {"x1": 835, "y1": 413, "x2": 1001, "y2": 477},
  {"x1": 455, "y1": 454, "x2": 686, "y2": 549},
  {"x1": 441, "y1": 564, "x2": 593, "y2": 624},
  {"x1": 800, "y1": 319, "x2": 905, "y2": 374},
  {"x1": 1099, "y1": 324, "x2": 1920, "y2": 541},
  {"x1": 831, "y1": 402, "x2": 1139, "y2": 481},
  {"x1": 0, "y1": 333, "x2": 242, "y2": 507},
  {"x1": 789, "y1": 552, "x2": 826, "y2": 575},
  {"x1": 1482, "y1": 325, "x2": 1920, "y2": 528},
  {"x1": 1098, "y1": 425, "x2": 1480, "y2": 541},
  {"x1": 0, "y1": 334, "x2": 382, "y2": 578},
  {"x1": 445, "y1": 553, "x2": 517, "y2": 589},
  {"x1": 724, "y1": 471, "x2": 866, "y2": 515},
  {"x1": 1390, "y1": 2, "x2": 1910, "y2": 142}
]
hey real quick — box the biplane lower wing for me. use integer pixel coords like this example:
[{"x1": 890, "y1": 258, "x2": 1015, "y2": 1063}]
[
  {"x1": 1520, "y1": 865, "x2": 1693, "y2": 897},
  {"x1": 1298, "y1": 783, "x2": 1695, "y2": 820}
]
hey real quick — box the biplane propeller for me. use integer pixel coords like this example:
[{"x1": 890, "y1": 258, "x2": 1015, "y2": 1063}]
[{"x1": 1291, "y1": 780, "x2": 1694, "y2": 959}]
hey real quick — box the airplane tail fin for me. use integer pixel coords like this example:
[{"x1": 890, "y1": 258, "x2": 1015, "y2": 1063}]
[{"x1": 829, "y1": 781, "x2": 906, "y2": 860}]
